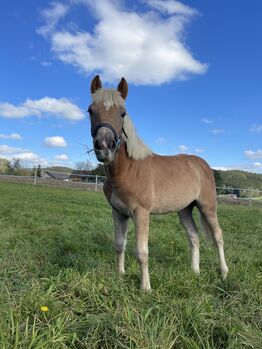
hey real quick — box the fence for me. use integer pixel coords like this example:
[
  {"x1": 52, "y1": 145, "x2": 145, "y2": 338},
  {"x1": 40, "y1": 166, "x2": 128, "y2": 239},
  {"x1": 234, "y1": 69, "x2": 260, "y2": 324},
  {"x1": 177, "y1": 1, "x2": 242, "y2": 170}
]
[
  {"x1": 0, "y1": 173, "x2": 261, "y2": 206},
  {"x1": 216, "y1": 186, "x2": 262, "y2": 207},
  {"x1": 0, "y1": 172, "x2": 106, "y2": 192}
]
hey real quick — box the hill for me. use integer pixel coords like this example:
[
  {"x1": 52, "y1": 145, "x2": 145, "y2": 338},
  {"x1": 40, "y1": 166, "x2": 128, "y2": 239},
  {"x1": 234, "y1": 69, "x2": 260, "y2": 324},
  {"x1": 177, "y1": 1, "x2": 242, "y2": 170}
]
[
  {"x1": 213, "y1": 169, "x2": 262, "y2": 190},
  {"x1": 43, "y1": 166, "x2": 74, "y2": 173}
]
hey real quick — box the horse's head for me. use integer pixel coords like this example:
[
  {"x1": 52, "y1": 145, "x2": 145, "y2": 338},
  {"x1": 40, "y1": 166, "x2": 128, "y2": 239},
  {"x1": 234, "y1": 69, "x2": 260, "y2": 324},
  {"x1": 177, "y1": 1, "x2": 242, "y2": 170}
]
[{"x1": 88, "y1": 75, "x2": 128, "y2": 164}]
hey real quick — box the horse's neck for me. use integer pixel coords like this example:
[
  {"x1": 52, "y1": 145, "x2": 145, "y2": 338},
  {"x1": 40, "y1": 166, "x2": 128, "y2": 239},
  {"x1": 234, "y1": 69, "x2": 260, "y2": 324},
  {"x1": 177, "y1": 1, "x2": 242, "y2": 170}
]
[{"x1": 105, "y1": 143, "x2": 131, "y2": 182}]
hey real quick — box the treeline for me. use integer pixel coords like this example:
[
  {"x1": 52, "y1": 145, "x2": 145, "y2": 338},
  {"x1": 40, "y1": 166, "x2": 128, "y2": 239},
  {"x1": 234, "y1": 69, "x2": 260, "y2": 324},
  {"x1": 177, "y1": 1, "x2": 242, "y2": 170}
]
[
  {"x1": 45, "y1": 163, "x2": 106, "y2": 177},
  {"x1": 0, "y1": 158, "x2": 42, "y2": 177},
  {"x1": 213, "y1": 169, "x2": 262, "y2": 190},
  {"x1": 0, "y1": 158, "x2": 106, "y2": 177},
  {"x1": 213, "y1": 169, "x2": 262, "y2": 198}
]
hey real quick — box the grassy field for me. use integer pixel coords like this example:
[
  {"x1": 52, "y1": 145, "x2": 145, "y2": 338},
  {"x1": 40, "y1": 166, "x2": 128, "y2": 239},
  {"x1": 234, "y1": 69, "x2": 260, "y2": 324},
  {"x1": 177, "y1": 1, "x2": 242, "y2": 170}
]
[{"x1": 0, "y1": 182, "x2": 261, "y2": 349}]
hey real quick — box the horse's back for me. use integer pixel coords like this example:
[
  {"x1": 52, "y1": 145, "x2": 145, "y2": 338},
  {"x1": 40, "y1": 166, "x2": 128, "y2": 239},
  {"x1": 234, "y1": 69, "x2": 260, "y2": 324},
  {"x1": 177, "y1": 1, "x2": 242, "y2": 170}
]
[
  {"x1": 151, "y1": 153, "x2": 214, "y2": 187},
  {"x1": 149, "y1": 153, "x2": 216, "y2": 213}
]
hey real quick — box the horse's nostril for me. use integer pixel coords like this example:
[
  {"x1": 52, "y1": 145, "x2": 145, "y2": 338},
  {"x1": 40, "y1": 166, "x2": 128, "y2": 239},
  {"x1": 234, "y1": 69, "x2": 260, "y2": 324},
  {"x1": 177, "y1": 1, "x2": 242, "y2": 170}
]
[
  {"x1": 94, "y1": 138, "x2": 116, "y2": 150},
  {"x1": 94, "y1": 139, "x2": 102, "y2": 150},
  {"x1": 111, "y1": 139, "x2": 116, "y2": 149}
]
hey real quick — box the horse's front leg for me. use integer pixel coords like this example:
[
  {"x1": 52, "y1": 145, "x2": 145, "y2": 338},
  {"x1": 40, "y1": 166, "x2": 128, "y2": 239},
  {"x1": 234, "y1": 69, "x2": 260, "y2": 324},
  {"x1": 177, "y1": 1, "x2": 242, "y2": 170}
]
[
  {"x1": 112, "y1": 208, "x2": 129, "y2": 274},
  {"x1": 134, "y1": 209, "x2": 151, "y2": 291}
]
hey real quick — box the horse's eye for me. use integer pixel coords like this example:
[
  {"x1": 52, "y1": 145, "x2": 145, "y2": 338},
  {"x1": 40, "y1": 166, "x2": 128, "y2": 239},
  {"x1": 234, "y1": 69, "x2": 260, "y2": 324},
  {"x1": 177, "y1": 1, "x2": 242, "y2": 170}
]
[
  {"x1": 88, "y1": 107, "x2": 93, "y2": 116},
  {"x1": 121, "y1": 111, "x2": 126, "y2": 118}
]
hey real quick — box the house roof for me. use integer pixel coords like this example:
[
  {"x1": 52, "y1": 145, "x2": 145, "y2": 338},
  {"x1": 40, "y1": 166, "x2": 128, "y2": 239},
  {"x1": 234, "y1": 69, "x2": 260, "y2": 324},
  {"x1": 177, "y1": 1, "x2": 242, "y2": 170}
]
[{"x1": 44, "y1": 171, "x2": 70, "y2": 180}]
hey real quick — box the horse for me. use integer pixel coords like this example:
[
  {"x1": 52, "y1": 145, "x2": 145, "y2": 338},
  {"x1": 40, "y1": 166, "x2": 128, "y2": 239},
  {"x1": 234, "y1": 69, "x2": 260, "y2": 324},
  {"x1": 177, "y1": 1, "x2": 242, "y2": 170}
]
[{"x1": 88, "y1": 75, "x2": 228, "y2": 291}]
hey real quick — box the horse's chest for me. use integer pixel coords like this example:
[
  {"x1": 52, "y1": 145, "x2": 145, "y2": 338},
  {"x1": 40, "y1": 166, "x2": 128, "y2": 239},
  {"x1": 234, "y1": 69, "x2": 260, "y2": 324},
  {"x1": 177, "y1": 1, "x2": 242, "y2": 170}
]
[{"x1": 110, "y1": 192, "x2": 133, "y2": 217}]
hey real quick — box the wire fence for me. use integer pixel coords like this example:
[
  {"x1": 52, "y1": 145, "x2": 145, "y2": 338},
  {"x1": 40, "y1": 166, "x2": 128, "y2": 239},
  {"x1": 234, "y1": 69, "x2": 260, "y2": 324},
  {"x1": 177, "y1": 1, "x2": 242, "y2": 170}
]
[
  {"x1": 0, "y1": 172, "x2": 106, "y2": 192},
  {"x1": 216, "y1": 186, "x2": 262, "y2": 207},
  {"x1": 0, "y1": 172, "x2": 261, "y2": 206}
]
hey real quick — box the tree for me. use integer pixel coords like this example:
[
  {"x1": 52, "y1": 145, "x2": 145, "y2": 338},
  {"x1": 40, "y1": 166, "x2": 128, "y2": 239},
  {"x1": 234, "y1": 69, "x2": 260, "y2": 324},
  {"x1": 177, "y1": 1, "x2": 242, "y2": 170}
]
[
  {"x1": 91, "y1": 164, "x2": 106, "y2": 177},
  {"x1": 37, "y1": 164, "x2": 42, "y2": 177},
  {"x1": 213, "y1": 170, "x2": 223, "y2": 187},
  {"x1": 6, "y1": 158, "x2": 22, "y2": 175},
  {"x1": 0, "y1": 158, "x2": 9, "y2": 173},
  {"x1": 31, "y1": 166, "x2": 36, "y2": 176},
  {"x1": 75, "y1": 161, "x2": 93, "y2": 172},
  {"x1": 13, "y1": 159, "x2": 22, "y2": 175}
]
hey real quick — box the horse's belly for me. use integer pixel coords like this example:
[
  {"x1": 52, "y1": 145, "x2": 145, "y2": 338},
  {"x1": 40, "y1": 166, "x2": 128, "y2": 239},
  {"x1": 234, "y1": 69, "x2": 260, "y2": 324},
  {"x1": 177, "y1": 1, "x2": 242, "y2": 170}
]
[
  {"x1": 151, "y1": 192, "x2": 197, "y2": 214},
  {"x1": 151, "y1": 202, "x2": 191, "y2": 214}
]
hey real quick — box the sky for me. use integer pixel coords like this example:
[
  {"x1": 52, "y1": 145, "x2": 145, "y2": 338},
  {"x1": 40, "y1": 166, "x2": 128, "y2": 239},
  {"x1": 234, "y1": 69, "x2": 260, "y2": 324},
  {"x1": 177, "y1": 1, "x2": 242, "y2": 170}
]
[{"x1": 0, "y1": 0, "x2": 261, "y2": 172}]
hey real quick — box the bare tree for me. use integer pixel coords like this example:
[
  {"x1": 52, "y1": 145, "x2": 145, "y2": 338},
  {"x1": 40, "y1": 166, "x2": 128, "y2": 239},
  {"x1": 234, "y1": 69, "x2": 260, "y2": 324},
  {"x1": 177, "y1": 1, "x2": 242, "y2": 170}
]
[
  {"x1": 75, "y1": 161, "x2": 93, "y2": 171},
  {"x1": 6, "y1": 158, "x2": 22, "y2": 175}
]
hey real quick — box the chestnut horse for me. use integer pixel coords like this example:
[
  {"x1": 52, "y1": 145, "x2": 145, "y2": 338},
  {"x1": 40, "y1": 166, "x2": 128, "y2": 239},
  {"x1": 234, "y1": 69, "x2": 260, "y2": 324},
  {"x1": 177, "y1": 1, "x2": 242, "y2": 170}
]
[{"x1": 88, "y1": 75, "x2": 228, "y2": 291}]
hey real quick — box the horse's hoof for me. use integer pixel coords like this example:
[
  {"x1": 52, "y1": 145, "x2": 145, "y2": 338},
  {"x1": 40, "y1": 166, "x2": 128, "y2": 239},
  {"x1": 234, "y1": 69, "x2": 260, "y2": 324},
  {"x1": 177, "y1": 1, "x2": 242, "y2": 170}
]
[
  {"x1": 221, "y1": 268, "x2": 229, "y2": 280},
  {"x1": 140, "y1": 284, "x2": 151, "y2": 292}
]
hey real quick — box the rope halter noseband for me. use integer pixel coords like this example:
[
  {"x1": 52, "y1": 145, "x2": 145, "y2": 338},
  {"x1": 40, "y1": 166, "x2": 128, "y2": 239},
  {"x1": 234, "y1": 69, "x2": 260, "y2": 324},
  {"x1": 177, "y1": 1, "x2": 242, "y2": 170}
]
[{"x1": 91, "y1": 119, "x2": 128, "y2": 152}]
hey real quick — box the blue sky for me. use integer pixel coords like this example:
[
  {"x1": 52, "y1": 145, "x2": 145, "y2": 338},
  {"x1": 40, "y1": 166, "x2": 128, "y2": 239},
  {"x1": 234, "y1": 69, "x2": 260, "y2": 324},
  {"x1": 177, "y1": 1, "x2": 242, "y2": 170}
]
[{"x1": 0, "y1": 0, "x2": 261, "y2": 172}]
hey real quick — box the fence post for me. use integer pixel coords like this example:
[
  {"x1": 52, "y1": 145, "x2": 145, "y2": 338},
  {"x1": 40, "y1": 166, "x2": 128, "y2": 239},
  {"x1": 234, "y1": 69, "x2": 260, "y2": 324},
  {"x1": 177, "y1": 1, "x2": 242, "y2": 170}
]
[
  {"x1": 34, "y1": 167, "x2": 37, "y2": 185},
  {"x1": 95, "y1": 175, "x2": 98, "y2": 191}
]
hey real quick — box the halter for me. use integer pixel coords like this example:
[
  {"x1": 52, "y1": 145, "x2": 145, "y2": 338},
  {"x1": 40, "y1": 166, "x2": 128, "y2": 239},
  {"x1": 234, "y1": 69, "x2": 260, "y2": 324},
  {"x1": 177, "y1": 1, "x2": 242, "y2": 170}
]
[{"x1": 91, "y1": 122, "x2": 128, "y2": 150}]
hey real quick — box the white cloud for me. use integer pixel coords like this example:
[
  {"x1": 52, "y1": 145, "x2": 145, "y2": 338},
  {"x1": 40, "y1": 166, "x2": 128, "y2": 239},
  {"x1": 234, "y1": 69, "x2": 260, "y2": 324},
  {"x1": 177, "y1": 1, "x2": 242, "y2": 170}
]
[
  {"x1": 44, "y1": 136, "x2": 67, "y2": 148},
  {"x1": 37, "y1": 2, "x2": 69, "y2": 37},
  {"x1": 212, "y1": 166, "x2": 230, "y2": 171},
  {"x1": 244, "y1": 149, "x2": 262, "y2": 160},
  {"x1": 195, "y1": 148, "x2": 204, "y2": 153},
  {"x1": 178, "y1": 144, "x2": 188, "y2": 153},
  {"x1": 0, "y1": 103, "x2": 31, "y2": 118},
  {"x1": 15, "y1": 152, "x2": 40, "y2": 161},
  {"x1": 210, "y1": 128, "x2": 224, "y2": 134},
  {"x1": 0, "y1": 97, "x2": 84, "y2": 121},
  {"x1": 249, "y1": 124, "x2": 262, "y2": 133},
  {"x1": 0, "y1": 145, "x2": 25, "y2": 155},
  {"x1": 146, "y1": 0, "x2": 198, "y2": 16},
  {"x1": 38, "y1": 0, "x2": 207, "y2": 85},
  {"x1": 0, "y1": 144, "x2": 72, "y2": 167},
  {"x1": 0, "y1": 145, "x2": 45, "y2": 164},
  {"x1": 201, "y1": 118, "x2": 213, "y2": 124},
  {"x1": 54, "y1": 154, "x2": 68, "y2": 160},
  {"x1": 0, "y1": 133, "x2": 23, "y2": 140},
  {"x1": 212, "y1": 163, "x2": 262, "y2": 174},
  {"x1": 156, "y1": 137, "x2": 167, "y2": 145}
]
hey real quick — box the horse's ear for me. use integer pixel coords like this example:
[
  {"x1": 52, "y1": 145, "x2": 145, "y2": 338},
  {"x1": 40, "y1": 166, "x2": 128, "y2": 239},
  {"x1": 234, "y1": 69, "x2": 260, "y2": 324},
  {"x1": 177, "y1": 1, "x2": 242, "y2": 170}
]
[
  {"x1": 91, "y1": 75, "x2": 102, "y2": 94},
  {"x1": 117, "y1": 77, "x2": 128, "y2": 99}
]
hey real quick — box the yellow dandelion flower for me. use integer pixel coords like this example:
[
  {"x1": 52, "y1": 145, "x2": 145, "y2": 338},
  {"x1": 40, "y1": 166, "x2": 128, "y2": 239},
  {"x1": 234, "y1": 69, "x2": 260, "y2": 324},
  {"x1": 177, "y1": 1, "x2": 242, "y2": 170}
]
[{"x1": 40, "y1": 306, "x2": 49, "y2": 312}]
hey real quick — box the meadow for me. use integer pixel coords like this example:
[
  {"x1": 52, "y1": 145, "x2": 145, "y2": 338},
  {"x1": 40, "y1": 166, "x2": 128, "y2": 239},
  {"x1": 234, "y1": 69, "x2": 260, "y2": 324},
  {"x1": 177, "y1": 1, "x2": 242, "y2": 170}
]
[{"x1": 0, "y1": 182, "x2": 261, "y2": 349}]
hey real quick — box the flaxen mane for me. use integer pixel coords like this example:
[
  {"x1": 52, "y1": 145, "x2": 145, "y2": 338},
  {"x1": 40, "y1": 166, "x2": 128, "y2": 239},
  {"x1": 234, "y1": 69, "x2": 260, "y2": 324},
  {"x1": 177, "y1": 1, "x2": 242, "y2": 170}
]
[
  {"x1": 122, "y1": 115, "x2": 152, "y2": 160},
  {"x1": 92, "y1": 88, "x2": 125, "y2": 111},
  {"x1": 92, "y1": 89, "x2": 152, "y2": 161}
]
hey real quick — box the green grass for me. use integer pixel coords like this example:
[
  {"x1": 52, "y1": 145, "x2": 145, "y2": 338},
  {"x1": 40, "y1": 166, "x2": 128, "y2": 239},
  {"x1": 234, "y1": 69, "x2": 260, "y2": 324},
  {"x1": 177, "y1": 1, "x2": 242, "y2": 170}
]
[{"x1": 0, "y1": 182, "x2": 261, "y2": 349}]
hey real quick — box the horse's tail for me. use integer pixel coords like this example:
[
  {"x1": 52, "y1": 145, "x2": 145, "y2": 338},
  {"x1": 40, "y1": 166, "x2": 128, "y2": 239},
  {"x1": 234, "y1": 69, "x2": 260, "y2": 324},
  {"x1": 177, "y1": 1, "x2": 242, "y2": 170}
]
[{"x1": 199, "y1": 212, "x2": 212, "y2": 240}]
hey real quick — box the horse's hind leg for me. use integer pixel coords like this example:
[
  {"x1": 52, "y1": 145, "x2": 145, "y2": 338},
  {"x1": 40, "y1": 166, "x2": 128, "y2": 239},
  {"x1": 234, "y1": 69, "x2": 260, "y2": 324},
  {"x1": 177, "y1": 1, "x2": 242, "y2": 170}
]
[
  {"x1": 178, "y1": 204, "x2": 200, "y2": 274},
  {"x1": 112, "y1": 208, "x2": 129, "y2": 274},
  {"x1": 134, "y1": 209, "x2": 151, "y2": 291},
  {"x1": 199, "y1": 205, "x2": 228, "y2": 279}
]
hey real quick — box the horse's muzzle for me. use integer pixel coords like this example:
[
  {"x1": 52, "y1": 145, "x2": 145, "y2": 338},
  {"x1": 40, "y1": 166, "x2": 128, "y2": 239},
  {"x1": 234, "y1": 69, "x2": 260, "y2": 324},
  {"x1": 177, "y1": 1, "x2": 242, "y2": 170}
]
[
  {"x1": 93, "y1": 127, "x2": 118, "y2": 163},
  {"x1": 94, "y1": 148, "x2": 114, "y2": 164}
]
